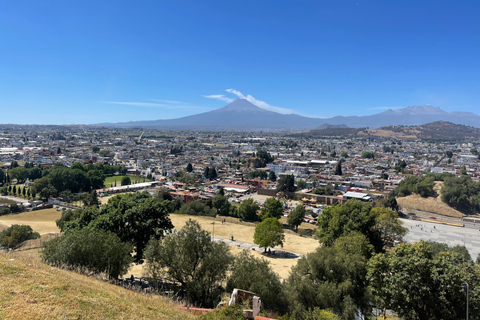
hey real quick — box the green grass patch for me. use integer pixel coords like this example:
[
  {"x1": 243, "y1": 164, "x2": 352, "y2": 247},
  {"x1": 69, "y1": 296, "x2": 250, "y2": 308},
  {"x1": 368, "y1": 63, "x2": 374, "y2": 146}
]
[{"x1": 104, "y1": 176, "x2": 151, "y2": 188}]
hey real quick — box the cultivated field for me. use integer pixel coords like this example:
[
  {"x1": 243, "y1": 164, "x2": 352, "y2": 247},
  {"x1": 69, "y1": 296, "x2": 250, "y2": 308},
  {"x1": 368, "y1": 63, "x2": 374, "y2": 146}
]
[{"x1": 0, "y1": 209, "x2": 61, "y2": 234}]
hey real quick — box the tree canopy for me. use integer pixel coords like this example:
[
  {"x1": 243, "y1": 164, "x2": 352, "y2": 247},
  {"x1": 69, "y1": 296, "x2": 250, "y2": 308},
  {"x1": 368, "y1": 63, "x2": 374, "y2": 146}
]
[
  {"x1": 237, "y1": 198, "x2": 260, "y2": 221},
  {"x1": 259, "y1": 197, "x2": 284, "y2": 220},
  {"x1": 288, "y1": 204, "x2": 306, "y2": 231},
  {"x1": 145, "y1": 219, "x2": 233, "y2": 307},
  {"x1": 253, "y1": 218, "x2": 285, "y2": 252}
]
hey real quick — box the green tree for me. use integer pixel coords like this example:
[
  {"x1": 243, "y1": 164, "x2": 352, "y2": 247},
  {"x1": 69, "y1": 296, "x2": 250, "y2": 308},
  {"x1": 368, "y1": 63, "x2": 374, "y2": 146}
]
[
  {"x1": 253, "y1": 218, "x2": 285, "y2": 252},
  {"x1": 41, "y1": 227, "x2": 133, "y2": 279},
  {"x1": 259, "y1": 197, "x2": 284, "y2": 220},
  {"x1": 86, "y1": 170, "x2": 106, "y2": 190},
  {"x1": 268, "y1": 171, "x2": 276, "y2": 182},
  {"x1": 367, "y1": 241, "x2": 480, "y2": 320},
  {"x1": 334, "y1": 161, "x2": 342, "y2": 175},
  {"x1": 296, "y1": 179, "x2": 307, "y2": 190},
  {"x1": 288, "y1": 204, "x2": 306, "y2": 231},
  {"x1": 92, "y1": 146, "x2": 100, "y2": 153},
  {"x1": 68, "y1": 192, "x2": 174, "y2": 261},
  {"x1": 0, "y1": 169, "x2": 5, "y2": 185},
  {"x1": 316, "y1": 199, "x2": 406, "y2": 253},
  {"x1": 277, "y1": 174, "x2": 295, "y2": 192},
  {"x1": 145, "y1": 219, "x2": 233, "y2": 307},
  {"x1": 226, "y1": 250, "x2": 288, "y2": 314},
  {"x1": 212, "y1": 194, "x2": 232, "y2": 216},
  {"x1": 361, "y1": 151, "x2": 374, "y2": 159},
  {"x1": 121, "y1": 176, "x2": 131, "y2": 186},
  {"x1": 186, "y1": 163, "x2": 193, "y2": 173},
  {"x1": 446, "y1": 150, "x2": 453, "y2": 158},
  {"x1": 237, "y1": 198, "x2": 260, "y2": 221},
  {"x1": 287, "y1": 233, "x2": 372, "y2": 320},
  {"x1": 9, "y1": 167, "x2": 29, "y2": 183},
  {"x1": 0, "y1": 224, "x2": 40, "y2": 249},
  {"x1": 70, "y1": 162, "x2": 85, "y2": 171}
]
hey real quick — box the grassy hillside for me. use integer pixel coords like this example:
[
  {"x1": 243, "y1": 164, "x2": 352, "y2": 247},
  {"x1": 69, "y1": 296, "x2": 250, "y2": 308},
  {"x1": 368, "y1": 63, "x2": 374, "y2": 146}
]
[{"x1": 0, "y1": 250, "x2": 197, "y2": 320}]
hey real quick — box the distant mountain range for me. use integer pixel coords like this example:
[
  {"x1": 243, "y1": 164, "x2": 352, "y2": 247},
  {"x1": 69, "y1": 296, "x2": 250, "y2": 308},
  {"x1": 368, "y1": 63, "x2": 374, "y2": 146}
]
[{"x1": 96, "y1": 99, "x2": 480, "y2": 131}]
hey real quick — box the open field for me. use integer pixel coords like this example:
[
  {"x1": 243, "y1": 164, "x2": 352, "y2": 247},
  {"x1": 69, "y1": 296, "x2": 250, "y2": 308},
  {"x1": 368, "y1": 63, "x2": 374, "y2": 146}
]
[
  {"x1": 169, "y1": 214, "x2": 319, "y2": 256},
  {"x1": 2, "y1": 208, "x2": 318, "y2": 281},
  {"x1": 0, "y1": 251, "x2": 197, "y2": 320},
  {"x1": 104, "y1": 176, "x2": 151, "y2": 188},
  {"x1": 0, "y1": 209, "x2": 61, "y2": 234},
  {"x1": 397, "y1": 182, "x2": 466, "y2": 218}
]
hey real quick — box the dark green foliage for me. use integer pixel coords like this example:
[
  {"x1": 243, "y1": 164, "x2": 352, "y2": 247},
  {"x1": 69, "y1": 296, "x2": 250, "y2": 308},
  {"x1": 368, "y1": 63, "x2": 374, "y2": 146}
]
[
  {"x1": 259, "y1": 197, "x2": 284, "y2": 220},
  {"x1": 249, "y1": 170, "x2": 268, "y2": 179},
  {"x1": 334, "y1": 161, "x2": 342, "y2": 175},
  {"x1": 212, "y1": 195, "x2": 233, "y2": 216},
  {"x1": 121, "y1": 176, "x2": 131, "y2": 186},
  {"x1": 268, "y1": 171, "x2": 276, "y2": 182},
  {"x1": 56, "y1": 209, "x2": 84, "y2": 231},
  {"x1": 288, "y1": 205, "x2": 306, "y2": 231},
  {"x1": 8, "y1": 167, "x2": 29, "y2": 183},
  {"x1": 361, "y1": 151, "x2": 374, "y2": 159},
  {"x1": 226, "y1": 250, "x2": 288, "y2": 314},
  {"x1": 287, "y1": 233, "x2": 372, "y2": 320},
  {"x1": 0, "y1": 224, "x2": 40, "y2": 249},
  {"x1": 396, "y1": 174, "x2": 438, "y2": 198},
  {"x1": 41, "y1": 228, "x2": 133, "y2": 279},
  {"x1": 367, "y1": 241, "x2": 480, "y2": 320},
  {"x1": 316, "y1": 200, "x2": 407, "y2": 253},
  {"x1": 204, "y1": 166, "x2": 217, "y2": 180},
  {"x1": 237, "y1": 198, "x2": 260, "y2": 221},
  {"x1": 296, "y1": 179, "x2": 307, "y2": 190},
  {"x1": 67, "y1": 192, "x2": 173, "y2": 261},
  {"x1": 186, "y1": 162, "x2": 193, "y2": 172},
  {"x1": 441, "y1": 174, "x2": 480, "y2": 211},
  {"x1": 177, "y1": 200, "x2": 216, "y2": 217},
  {"x1": 145, "y1": 219, "x2": 233, "y2": 307},
  {"x1": 277, "y1": 174, "x2": 295, "y2": 192},
  {"x1": 256, "y1": 147, "x2": 273, "y2": 164}
]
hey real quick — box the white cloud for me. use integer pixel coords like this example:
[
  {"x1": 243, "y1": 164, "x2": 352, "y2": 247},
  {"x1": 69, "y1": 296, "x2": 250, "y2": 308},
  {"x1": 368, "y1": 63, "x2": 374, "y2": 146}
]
[
  {"x1": 202, "y1": 95, "x2": 234, "y2": 103},
  {"x1": 204, "y1": 89, "x2": 296, "y2": 114}
]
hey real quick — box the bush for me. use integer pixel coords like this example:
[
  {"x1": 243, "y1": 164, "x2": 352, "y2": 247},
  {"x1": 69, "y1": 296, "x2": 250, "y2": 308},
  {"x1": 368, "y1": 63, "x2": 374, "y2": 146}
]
[
  {"x1": 0, "y1": 224, "x2": 40, "y2": 249},
  {"x1": 41, "y1": 228, "x2": 133, "y2": 279}
]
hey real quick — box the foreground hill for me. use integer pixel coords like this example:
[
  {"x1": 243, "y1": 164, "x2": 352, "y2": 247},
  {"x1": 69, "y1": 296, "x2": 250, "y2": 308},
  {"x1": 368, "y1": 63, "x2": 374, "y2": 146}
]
[{"x1": 0, "y1": 251, "x2": 196, "y2": 320}]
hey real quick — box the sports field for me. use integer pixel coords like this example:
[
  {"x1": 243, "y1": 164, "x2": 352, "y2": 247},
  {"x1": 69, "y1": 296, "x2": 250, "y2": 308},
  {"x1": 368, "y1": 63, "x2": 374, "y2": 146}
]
[{"x1": 0, "y1": 208, "x2": 61, "y2": 234}]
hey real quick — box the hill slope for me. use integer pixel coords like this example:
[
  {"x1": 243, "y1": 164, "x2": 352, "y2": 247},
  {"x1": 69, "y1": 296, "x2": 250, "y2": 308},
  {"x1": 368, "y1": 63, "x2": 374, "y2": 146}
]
[{"x1": 0, "y1": 251, "x2": 196, "y2": 320}]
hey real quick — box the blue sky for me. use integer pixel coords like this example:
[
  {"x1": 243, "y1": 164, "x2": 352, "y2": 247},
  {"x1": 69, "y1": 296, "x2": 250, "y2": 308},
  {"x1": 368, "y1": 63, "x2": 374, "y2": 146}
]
[{"x1": 0, "y1": 1, "x2": 479, "y2": 124}]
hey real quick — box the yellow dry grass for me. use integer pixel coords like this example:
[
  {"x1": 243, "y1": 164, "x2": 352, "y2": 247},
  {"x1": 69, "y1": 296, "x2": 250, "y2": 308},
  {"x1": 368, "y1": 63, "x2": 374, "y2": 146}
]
[
  {"x1": 0, "y1": 251, "x2": 197, "y2": 320},
  {"x1": 397, "y1": 182, "x2": 465, "y2": 218},
  {"x1": 0, "y1": 209, "x2": 62, "y2": 234},
  {"x1": 169, "y1": 214, "x2": 318, "y2": 256}
]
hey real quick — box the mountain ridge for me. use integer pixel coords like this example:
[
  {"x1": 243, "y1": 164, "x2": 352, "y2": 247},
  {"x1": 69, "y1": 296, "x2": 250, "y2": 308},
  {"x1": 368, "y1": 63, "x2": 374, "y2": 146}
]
[{"x1": 96, "y1": 99, "x2": 480, "y2": 130}]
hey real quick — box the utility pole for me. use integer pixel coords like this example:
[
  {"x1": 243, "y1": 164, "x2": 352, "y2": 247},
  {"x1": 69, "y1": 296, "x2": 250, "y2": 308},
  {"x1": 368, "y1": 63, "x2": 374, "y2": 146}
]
[{"x1": 464, "y1": 281, "x2": 469, "y2": 320}]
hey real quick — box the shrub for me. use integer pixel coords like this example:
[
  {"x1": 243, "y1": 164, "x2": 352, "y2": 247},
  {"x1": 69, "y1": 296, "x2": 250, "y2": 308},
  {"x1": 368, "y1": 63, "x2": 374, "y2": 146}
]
[
  {"x1": 41, "y1": 228, "x2": 133, "y2": 279},
  {"x1": 0, "y1": 224, "x2": 40, "y2": 249}
]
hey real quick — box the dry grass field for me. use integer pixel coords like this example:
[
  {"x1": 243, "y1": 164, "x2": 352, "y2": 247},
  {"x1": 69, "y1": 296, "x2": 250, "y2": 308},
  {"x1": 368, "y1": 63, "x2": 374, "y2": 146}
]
[
  {"x1": 0, "y1": 209, "x2": 61, "y2": 234},
  {"x1": 169, "y1": 213, "x2": 319, "y2": 256},
  {"x1": 0, "y1": 207, "x2": 319, "y2": 282},
  {"x1": 397, "y1": 182, "x2": 465, "y2": 218},
  {"x1": 0, "y1": 251, "x2": 197, "y2": 320}
]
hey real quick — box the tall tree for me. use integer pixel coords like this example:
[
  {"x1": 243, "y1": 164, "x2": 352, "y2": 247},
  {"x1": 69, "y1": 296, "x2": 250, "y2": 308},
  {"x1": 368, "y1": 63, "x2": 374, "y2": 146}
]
[
  {"x1": 288, "y1": 204, "x2": 306, "y2": 231},
  {"x1": 259, "y1": 197, "x2": 284, "y2": 220},
  {"x1": 253, "y1": 218, "x2": 285, "y2": 252},
  {"x1": 145, "y1": 219, "x2": 233, "y2": 307},
  {"x1": 368, "y1": 241, "x2": 480, "y2": 320},
  {"x1": 186, "y1": 163, "x2": 193, "y2": 173},
  {"x1": 334, "y1": 160, "x2": 342, "y2": 175},
  {"x1": 237, "y1": 198, "x2": 260, "y2": 221},
  {"x1": 277, "y1": 174, "x2": 296, "y2": 192}
]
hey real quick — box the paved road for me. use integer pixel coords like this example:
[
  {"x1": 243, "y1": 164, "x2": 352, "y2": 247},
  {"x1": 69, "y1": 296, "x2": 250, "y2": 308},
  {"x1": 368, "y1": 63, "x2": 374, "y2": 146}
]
[
  {"x1": 212, "y1": 236, "x2": 303, "y2": 259},
  {"x1": 401, "y1": 218, "x2": 480, "y2": 260}
]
